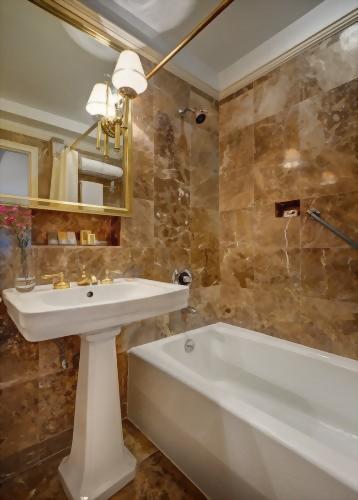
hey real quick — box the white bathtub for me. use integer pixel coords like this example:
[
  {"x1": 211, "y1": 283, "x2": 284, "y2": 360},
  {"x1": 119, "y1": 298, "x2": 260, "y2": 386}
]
[{"x1": 128, "y1": 322, "x2": 358, "y2": 500}]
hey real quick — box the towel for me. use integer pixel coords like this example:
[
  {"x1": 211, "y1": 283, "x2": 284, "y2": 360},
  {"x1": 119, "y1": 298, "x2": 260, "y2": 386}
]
[
  {"x1": 80, "y1": 180, "x2": 103, "y2": 205},
  {"x1": 80, "y1": 157, "x2": 123, "y2": 179}
]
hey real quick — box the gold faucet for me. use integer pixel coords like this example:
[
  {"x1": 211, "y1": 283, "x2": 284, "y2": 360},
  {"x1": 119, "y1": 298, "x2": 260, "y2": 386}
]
[
  {"x1": 101, "y1": 269, "x2": 122, "y2": 285},
  {"x1": 77, "y1": 266, "x2": 98, "y2": 286},
  {"x1": 41, "y1": 272, "x2": 70, "y2": 289}
]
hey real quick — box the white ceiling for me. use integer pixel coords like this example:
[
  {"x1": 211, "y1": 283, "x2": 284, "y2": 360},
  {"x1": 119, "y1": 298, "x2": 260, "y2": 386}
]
[{"x1": 80, "y1": 0, "x2": 327, "y2": 89}]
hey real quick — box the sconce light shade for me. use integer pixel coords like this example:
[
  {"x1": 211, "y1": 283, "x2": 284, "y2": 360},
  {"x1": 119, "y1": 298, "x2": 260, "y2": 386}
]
[
  {"x1": 86, "y1": 83, "x2": 116, "y2": 117},
  {"x1": 112, "y1": 50, "x2": 147, "y2": 96}
]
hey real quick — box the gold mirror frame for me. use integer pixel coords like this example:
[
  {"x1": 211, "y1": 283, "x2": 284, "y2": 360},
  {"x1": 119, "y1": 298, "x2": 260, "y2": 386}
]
[{"x1": 0, "y1": 0, "x2": 135, "y2": 217}]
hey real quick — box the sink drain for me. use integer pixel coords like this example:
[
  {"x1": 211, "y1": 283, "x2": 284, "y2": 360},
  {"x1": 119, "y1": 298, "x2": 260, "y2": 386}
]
[{"x1": 184, "y1": 338, "x2": 195, "y2": 353}]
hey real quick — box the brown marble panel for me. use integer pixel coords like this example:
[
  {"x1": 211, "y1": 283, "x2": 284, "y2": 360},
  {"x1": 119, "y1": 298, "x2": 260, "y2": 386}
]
[
  {"x1": 154, "y1": 177, "x2": 190, "y2": 250},
  {"x1": 298, "y1": 80, "x2": 358, "y2": 198},
  {"x1": 220, "y1": 246, "x2": 254, "y2": 289},
  {"x1": 298, "y1": 30, "x2": 358, "y2": 101},
  {"x1": 219, "y1": 124, "x2": 254, "y2": 211},
  {"x1": 301, "y1": 193, "x2": 358, "y2": 249},
  {"x1": 191, "y1": 246, "x2": 220, "y2": 288},
  {"x1": 220, "y1": 286, "x2": 257, "y2": 331},
  {"x1": 253, "y1": 287, "x2": 301, "y2": 337},
  {"x1": 220, "y1": 208, "x2": 254, "y2": 249},
  {"x1": 132, "y1": 85, "x2": 154, "y2": 200},
  {"x1": 301, "y1": 296, "x2": 358, "y2": 359},
  {"x1": 0, "y1": 304, "x2": 38, "y2": 390},
  {"x1": 152, "y1": 247, "x2": 190, "y2": 283},
  {"x1": 129, "y1": 247, "x2": 155, "y2": 280},
  {"x1": 253, "y1": 204, "x2": 301, "y2": 249},
  {"x1": 301, "y1": 248, "x2": 358, "y2": 302},
  {"x1": 117, "y1": 316, "x2": 170, "y2": 354},
  {"x1": 190, "y1": 127, "x2": 219, "y2": 209},
  {"x1": 120, "y1": 198, "x2": 154, "y2": 248},
  {"x1": 38, "y1": 369, "x2": 77, "y2": 441},
  {"x1": 117, "y1": 352, "x2": 127, "y2": 413},
  {"x1": 38, "y1": 336, "x2": 80, "y2": 378},
  {"x1": 254, "y1": 248, "x2": 301, "y2": 292},
  {"x1": 154, "y1": 113, "x2": 191, "y2": 184},
  {"x1": 219, "y1": 87, "x2": 254, "y2": 136},
  {"x1": 122, "y1": 419, "x2": 157, "y2": 463},
  {"x1": 151, "y1": 68, "x2": 191, "y2": 122},
  {"x1": 253, "y1": 58, "x2": 300, "y2": 122},
  {"x1": 0, "y1": 380, "x2": 38, "y2": 460},
  {"x1": 191, "y1": 208, "x2": 219, "y2": 250}
]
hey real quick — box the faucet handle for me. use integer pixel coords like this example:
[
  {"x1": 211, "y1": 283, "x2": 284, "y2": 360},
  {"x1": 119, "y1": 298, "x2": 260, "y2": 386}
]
[
  {"x1": 41, "y1": 272, "x2": 70, "y2": 289},
  {"x1": 101, "y1": 269, "x2": 121, "y2": 285}
]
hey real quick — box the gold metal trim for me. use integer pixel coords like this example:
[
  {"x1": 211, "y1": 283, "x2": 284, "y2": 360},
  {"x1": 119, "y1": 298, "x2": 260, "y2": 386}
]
[{"x1": 145, "y1": 0, "x2": 234, "y2": 80}]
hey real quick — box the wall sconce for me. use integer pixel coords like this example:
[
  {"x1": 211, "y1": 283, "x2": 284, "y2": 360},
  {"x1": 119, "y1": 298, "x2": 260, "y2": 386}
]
[{"x1": 86, "y1": 50, "x2": 147, "y2": 157}]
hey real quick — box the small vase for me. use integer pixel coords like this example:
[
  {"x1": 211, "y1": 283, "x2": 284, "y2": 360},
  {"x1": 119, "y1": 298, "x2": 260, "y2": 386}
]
[{"x1": 15, "y1": 246, "x2": 35, "y2": 293}]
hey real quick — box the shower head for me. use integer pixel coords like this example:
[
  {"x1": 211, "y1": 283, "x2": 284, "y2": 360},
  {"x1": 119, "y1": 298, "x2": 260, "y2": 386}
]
[{"x1": 178, "y1": 107, "x2": 207, "y2": 124}]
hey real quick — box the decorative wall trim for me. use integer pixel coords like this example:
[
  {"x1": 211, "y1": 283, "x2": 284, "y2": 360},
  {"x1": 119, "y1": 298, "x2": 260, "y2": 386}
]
[
  {"x1": 219, "y1": 7, "x2": 358, "y2": 101},
  {"x1": 28, "y1": 0, "x2": 218, "y2": 99}
]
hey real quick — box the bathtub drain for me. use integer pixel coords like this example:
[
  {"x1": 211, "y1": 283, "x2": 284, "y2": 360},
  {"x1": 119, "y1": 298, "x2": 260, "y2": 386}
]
[{"x1": 184, "y1": 338, "x2": 195, "y2": 353}]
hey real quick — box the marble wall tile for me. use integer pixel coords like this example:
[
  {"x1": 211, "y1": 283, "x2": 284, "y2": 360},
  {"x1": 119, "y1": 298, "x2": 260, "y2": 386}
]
[
  {"x1": 219, "y1": 125, "x2": 254, "y2": 211},
  {"x1": 220, "y1": 208, "x2": 254, "y2": 249},
  {"x1": 253, "y1": 58, "x2": 300, "y2": 122},
  {"x1": 301, "y1": 192, "x2": 358, "y2": 249},
  {"x1": 219, "y1": 26, "x2": 357, "y2": 360},
  {"x1": 219, "y1": 286, "x2": 257, "y2": 331},
  {"x1": 190, "y1": 127, "x2": 219, "y2": 209},
  {"x1": 38, "y1": 369, "x2": 77, "y2": 441},
  {"x1": 219, "y1": 86, "x2": 254, "y2": 135},
  {"x1": 189, "y1": 87, "x2": 218, "y2": 134},
  {"x1": 132, "y1": 85, "x2": 154, "y2": 200},
  {"x1": 0, "y1": 381, "x2": 38, "y2": 460},
  {"x1": 191, "y1": 246, "x2": 220, "y2": 288},
  {"x1": 0, "y1": 304, "x2": 38, "y2": 390},
  {"x1": 299, "y1": 28, "x2": 358, "y2": 101},
  {"x1": 298, "y1": 80, "x2": 358, "y2": 198},
  {"x1": 220, "y1": 247, "x2": 254, "y2": 289},
  {"x1": 254, "y1": 248, "x2": 301, "y2": 292},
  {"x1": 253, "y1": 204, "x2": 301, "y2": 249},
  {"x1": 191, "y1": 208, "x2": 219, "y2": 250},
  {"x1": 121, "y1": 198, "x2": 154, "y2": 248},
  {"x1": 301, "y1": 248, "x2": 358, "y2": 302}
]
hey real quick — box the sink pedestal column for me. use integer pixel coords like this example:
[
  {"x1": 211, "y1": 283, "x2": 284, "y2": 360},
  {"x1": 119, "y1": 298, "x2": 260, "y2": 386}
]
[{"x1": 59, "y1": 328, "x2": 136, "y2": 500}]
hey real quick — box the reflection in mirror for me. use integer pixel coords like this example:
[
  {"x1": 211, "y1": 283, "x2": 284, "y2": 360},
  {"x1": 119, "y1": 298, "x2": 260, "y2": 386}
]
[{"x1": 0, "y1": 0, "x2": 132, "y2": 215}]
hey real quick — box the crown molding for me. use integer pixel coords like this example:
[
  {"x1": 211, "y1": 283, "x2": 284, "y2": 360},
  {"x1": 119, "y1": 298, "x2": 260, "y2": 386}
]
[
  {"x1": 219, "y1": 2, "x2": 358, "y2": 100},
  {"x1": 28, "y1": 0, "x2": 218, "y2": 99}
]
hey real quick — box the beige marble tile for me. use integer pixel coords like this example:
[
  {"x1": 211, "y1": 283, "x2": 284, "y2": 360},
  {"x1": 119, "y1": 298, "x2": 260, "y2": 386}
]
[
  {"x1": 253, "y1": 58, "x2": 300, "y2": 122},
  {"x1": 121, "y1": 198, "x2": 154, "y2": 248},
  {"x1": 219, "y1": 86, "x2": 254, "y2": 135}
]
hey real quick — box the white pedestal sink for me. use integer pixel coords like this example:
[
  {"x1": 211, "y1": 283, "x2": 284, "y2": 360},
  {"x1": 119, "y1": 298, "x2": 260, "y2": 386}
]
[{"x1": 3, "y1": 278, "x2": 188, "y2": 500}]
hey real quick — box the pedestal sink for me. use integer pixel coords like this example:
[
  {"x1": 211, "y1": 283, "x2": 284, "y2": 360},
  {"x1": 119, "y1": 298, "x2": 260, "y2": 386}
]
[{"x1": 3, "y1": 278, "x2": 188, "y2": 500}]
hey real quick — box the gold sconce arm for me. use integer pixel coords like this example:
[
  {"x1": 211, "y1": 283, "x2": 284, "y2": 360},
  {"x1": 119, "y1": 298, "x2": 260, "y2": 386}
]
[{"x1": 41, "y1": 272, "x2": 70, "y2": 289}]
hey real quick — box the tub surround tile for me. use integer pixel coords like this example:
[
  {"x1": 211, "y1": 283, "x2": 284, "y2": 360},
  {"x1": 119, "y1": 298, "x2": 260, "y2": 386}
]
[
  {"x1": 301, "y1": 193, "x2": 358, "y2": 249},
  {"x1": 190, "y1": 208, "x2": 219, "y2": 250},
  {"x1": 298, "y1": 32, "x2": 358, "y2": 101},
  {"x1": 219, "y1": 28, "x2": 358, "y2": 361},
  {"x1": 253, "y1": 59, "x2": 300, "y2": 122},
  {"x1": 219, "y1": 87, "x2": 254, "y2": 134},
  {"x1": 220, "y1": 247, "x2": 254, "y2": 290}
]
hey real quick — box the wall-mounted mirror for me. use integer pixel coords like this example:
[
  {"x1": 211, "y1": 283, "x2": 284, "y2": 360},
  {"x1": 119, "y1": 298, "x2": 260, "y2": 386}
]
[{"x1": 0, "y1": 0, "x2": 133, "y2": 216}]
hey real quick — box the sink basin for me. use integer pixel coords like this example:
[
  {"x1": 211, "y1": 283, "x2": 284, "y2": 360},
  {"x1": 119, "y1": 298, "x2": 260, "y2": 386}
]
[
  {"x1": 3, "y1": 278, "x2": 188, "y2": 341},
  {"x1": 2, "y1": 278, "x2": 188, "y2": 500}
]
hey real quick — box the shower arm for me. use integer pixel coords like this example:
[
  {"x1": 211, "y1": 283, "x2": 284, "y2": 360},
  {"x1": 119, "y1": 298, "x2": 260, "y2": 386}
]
[
  {"x1": 145, "y1": 0, "x2": 234, "y2": 80},
  {"x1": 306, "y1": 208, "x2": 358, "y2": 249}
]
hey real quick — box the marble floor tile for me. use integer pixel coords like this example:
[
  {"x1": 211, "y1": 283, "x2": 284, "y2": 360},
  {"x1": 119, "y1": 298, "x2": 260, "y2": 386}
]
[{"x1": 0, "y1": 420, "x2": 204, "y2": 500}]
